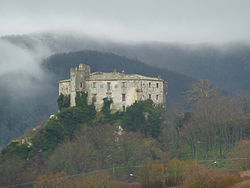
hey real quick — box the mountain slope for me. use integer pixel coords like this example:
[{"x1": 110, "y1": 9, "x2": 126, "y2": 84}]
[
  {"x1": 0, "y1": 50, "x2": 193, "y2": 146},
  {"x1": 3, "y1": 33, "x2": 250, "y2": 92},
  {"x1": 43, "y1": 50, "x2": 194, "y2": 105}
]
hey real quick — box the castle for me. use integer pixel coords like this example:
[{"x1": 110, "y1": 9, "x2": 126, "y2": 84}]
[{"x1": 59, "y1": 64, "x2": 167, "y2": 112}]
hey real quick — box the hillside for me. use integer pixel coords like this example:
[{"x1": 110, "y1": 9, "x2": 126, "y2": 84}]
[
  {"x1": 0, "y1": 50, "x2": 193, "y2": 146},
  {"x1": 42, "y1": 50, "x2": 193, "y2": 104},
  {"x1": 2, "y1": 33, "x2": 250, "y2": 93},
  {"x1": 0, "y1": 85, "x2": 250, "y2": 187},
  {"x1": 121, "y1": 43, "x2": 250, "y2": 92}
]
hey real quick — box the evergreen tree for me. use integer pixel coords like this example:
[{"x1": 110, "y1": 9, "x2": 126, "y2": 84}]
[
  {"x1": 121, "y1": 100, "x2": 164, "y2": 138},
  {"x1": 57, "y1": 94, "x2": 70, "y2": 111}
]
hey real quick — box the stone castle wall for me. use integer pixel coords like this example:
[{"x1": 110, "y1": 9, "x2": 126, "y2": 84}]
[{"x1": 59, "y1": 64, "x2": 167, "y2": 112}]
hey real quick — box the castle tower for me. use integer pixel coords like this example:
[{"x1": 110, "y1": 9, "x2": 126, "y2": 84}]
[{"x1": 70, "y1": 64, "x2": 91, "y2": 106}]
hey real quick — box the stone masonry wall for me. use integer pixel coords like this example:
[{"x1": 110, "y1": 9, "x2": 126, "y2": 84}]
[{"x1": 59, "y1": 64, "x2": 167, "y2": 112}]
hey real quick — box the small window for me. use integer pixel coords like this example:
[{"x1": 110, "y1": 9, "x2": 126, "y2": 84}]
[
  {"x1": 122, "y1": 94, "x2": 126, "y2": 101},
  {"x1": 92, "y1": 82, "x2": 96, "y2": 88},
  {"x1": 156, "y1": 95, "x2": 159, "y2": 100},
  {"x1": 80, "y1": 82, "x2": 83, "y2": 88},
  {"x1": 156, "y1": 83, "x2": 159, "y2": 88},
  {"x1": 100, "y1": 84, "x2": 103, "y2": 88},
  {"x1": 122, "y1": 105, "x2": 126, "y2": 112},
  {"x1": 149, "y1": 82, "x2": 151, "y2": 88},
  {"x1": 92, "y1": 94, "x2": 97, "y2": 103},
  {"x1": 149, "y1": 94, "x2": 151, "y2": 99},
  {"x1": 122, "y1": 82, "x2": 126, "y2": 88},
  {"x1": 107, "y1": 82, "x2": 111, "y2": 90}
]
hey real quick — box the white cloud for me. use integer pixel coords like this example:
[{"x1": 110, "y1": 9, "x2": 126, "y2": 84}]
[
  {"x1": 0, "y1": 0, "x2": 250, "y2": 43},
  {"x1": 0, "y1": 38, "x2": 51, "y2": 98}
]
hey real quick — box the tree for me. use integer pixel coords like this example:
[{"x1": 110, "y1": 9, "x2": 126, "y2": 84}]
[
  {"x1": 185, "y1": 80, "x2": 220, "y2": 104},
  {"x1": 45, "y1": 125, "x2": 118, "y2": 174},
  {"x1": 165, "y1": 159, "x2": 190, "y2": 186},
  {"x1": 75, "y1": 91, "x2": 96, "y2": 120},
  {"x1": 136, "y1": 161, "x2": 165, "y2": 188},
  {"x1": 183, "y1": 163, "x2": 240, "y2": 188},
  {"x1": 75, "y1": 92, "x2": 88, "y2": 107},
  {"x1": 45, "y1": 125, "x2": 164, "y2": 176},
  {"x1": 101, "y1": 97, "x2": 113, "y2": 122},
  {"x1": 121, "y1": 100, "x2": 164, "y2": 138},
  {"x1": 57, "y1": 94, "x2": 70, "y2": 111},
  {"x1": 227, "y1": 139, "x2": 250, "y2": 170},
  {"x1": 118, "y1": 132, "x2": 165, "y2": 173},
  {"x1": 31, "y1": 96, "x2": 96, "y2": 155},
  {"x1": 180, "y1": 96, "x2": 246, "y2": 159}
]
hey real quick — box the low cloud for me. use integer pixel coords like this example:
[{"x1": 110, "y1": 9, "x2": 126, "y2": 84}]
[
  {"x1": 0, "y1": 0, "x2": 250, "y2": 43},
  {"x1": 0, "y1": 38, "x2": 52, "y2": 99}
]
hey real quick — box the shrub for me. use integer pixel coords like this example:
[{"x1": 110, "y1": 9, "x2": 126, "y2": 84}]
[
  {"x1": 183, "y1": 163, "x2": 212, "y2": 188},
  {"x1": 32, "y1": 92, "x2": 96, "y2": 154},
  {"x1": 35, "y1": 108, "x2": 87, "y2": 151},
  {"x1": 136, "y1": 161, "x2": 165, "y2": 188},
  {"x1": 35, "y1": 171, "x2": 73, "y2": 188},
  {"x1": 227, "y1": 139, "x2": 250, "y2": 170},
  {"x1": 75, "y1": 171, "x2": 121, "y2": 188},
  {"x1": 0, "y1": 157, "x2": 26, "y2": 186},
  {"x1": 183, "y1": 163, "x2": 241, "y2": 188},
  {"x1": 232, "y1": 180, "x2": 250, "y2": 188},
  {"x1": 211, "y1": 173, "x2": 241, "y2": 188},
  {"x1": 165, "y1": 159, "x2": 196, "y2": 186},
  {"x1": 2, "y1": 139, "x2": 32, "y2": 159}
]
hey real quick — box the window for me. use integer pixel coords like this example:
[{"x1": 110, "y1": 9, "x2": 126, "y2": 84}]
[
  {"x1": 100, "y1": 84, "x2": 103, "y2": 88},
  {"x1": 156, "y1": 83, "x2": 159, "y2": 88},
  {"x1": 107, "y1": 82, "x2": 111, "y2": 90},
  {"x1": 92, "y1": 82, "x2": 96, "y2": 88},
  {"x1": 122, "y1": 94, "x2": 126, "y2": 101},
  {"x1": 92, "y1": 94, "x2": 97, "y2": 103},
  {"x1": 80, "y1": 82, "x2": 83, "y2": 88},
  {"x1": 122, "y1": 105, "x2": 126, "y2": 112},
  {"x1": 149, "y1": 94, "x2": 151, "y2": 99},
  {"x1": 149, "y1": 82, "x2": 151, "y2": 87},
  {"x1": 122, "y1": 82, "x2": 126, "y2": 88},
  {"x1": 156, "y1": 95, "x2": 159, "y2": 100}
]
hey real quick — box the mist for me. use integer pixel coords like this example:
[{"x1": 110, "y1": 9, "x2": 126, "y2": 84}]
[
  {"x1": 0, "y1": 37, "x2": 54, "y2": 145},
  {"x1": 0, "y1": 37, "x2": 52, "y2": 98},
  {"x1": 1, "y1": 0, "x2": 250, "y2": 43}
]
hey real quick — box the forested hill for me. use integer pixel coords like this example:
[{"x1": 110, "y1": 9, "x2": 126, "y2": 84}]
[
  {"x1": 43, "y1": 50, "x2": 194, "y2": 105},
  {"x1": 0, "y1": 50, "x2": 193, "y2": 146},
  {"x1": 3, "y1": 33, "x2": 250, "y2": 93}
]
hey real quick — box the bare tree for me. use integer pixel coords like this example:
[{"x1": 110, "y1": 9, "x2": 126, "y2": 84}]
[{"x1": 185, "y1": 80, "x2": 220, "y2": 103}]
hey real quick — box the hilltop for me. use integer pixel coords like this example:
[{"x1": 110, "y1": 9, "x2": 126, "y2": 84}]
[
  {"x1": 0, "y1": 85, "x2": 250, "y2": 187},
  {"x1": 0, "y1": 50, "x2": 193, "y2": 146}
]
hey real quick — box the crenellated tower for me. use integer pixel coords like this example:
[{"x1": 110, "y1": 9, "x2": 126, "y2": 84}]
[{"x1": 69, "y1": 64, "x2": 91, "y2": 106}]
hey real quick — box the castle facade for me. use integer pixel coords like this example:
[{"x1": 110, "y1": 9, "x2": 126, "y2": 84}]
[{"x1": 59, "y1": 64, "x2": 167, "y2": 112}]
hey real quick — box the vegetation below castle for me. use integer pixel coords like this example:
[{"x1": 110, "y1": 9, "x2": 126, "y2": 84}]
[{"x1": 1, "y1": 79, "x2": 250, "y2": 187}]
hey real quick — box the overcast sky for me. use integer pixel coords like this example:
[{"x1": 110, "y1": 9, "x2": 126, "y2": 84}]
[{"x1": 0, "y1": 0, "x2": 250, "y2": 43}]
